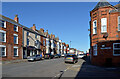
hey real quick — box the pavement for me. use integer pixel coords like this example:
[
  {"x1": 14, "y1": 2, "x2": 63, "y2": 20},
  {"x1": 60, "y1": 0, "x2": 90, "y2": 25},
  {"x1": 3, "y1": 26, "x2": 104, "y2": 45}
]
[{"x1": 2, "y1": 56, "x2": 120, "y2": 79}]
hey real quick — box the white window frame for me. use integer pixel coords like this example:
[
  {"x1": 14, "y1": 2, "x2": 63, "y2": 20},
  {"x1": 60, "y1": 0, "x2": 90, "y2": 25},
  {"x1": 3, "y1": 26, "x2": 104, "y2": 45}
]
[
  {"x1": 113, "y1": 43, "x2": 120, "y2": 56},
  {"x1": 93, "y1": 44, "x2": 97, "y2": 56},
  {"x1": 0, "y1": 30, "x2": 6, "y2": 42},
  {"x1": 0, "y1": 45, "x2": 6, "y2": 57},
  {"x1": 14, "y1": 46, "x2": 18, "y2": 56},
  {"x1": 118, "y1": 16, "x2": 120, "y2": 31},
  {"x1": 101, "y1": 18, "x2": 107, "y2": 33},
  {"x1": 14, "y1": 25, "x2": 18, "y2": 32},
  {"x1": 13, "y1": 34, "x2": 18, "y2": 44},
  {"x1": 93, "y1": 20, "x2": 97, "y2": 34}
]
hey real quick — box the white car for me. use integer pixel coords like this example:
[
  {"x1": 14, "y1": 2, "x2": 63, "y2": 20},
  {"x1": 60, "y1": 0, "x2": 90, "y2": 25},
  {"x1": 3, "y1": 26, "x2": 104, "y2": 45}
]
[{"x1": 77, "y1": 54, "x2": 84, "y2": 59}]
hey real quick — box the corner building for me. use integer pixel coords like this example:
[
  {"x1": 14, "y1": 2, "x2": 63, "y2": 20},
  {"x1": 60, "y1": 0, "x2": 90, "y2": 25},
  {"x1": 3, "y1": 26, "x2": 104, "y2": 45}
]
[{"x1": 90, "y1": 1, "x2": 120, "y2": 66}]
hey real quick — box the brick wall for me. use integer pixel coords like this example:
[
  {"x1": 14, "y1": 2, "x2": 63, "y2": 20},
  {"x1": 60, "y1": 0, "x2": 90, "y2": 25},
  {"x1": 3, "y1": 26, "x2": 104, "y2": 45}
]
[{"x1": 2, "y1": 21, "x2": 23, "y2": 60}]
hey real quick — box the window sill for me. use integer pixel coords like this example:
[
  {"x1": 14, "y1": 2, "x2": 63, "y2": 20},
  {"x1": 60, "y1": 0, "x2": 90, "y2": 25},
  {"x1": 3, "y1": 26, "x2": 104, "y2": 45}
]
[
  {"x1": 14, "y1": 56, "x2": 19, "y2": 57},
  {"x1": 2, "y1": 56, "x2": 7, "y2": 58},
  {"x1": 92, "y1": 34, "x2": 97, "y2": 36},
  {"x1": 101, "y1": 32, "x2": 107, "y2": 34}
]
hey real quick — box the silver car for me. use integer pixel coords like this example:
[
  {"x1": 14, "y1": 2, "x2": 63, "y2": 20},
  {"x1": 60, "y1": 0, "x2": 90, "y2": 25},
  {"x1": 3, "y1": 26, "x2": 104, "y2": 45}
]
[
  {"x1": 27, "y1": 55, "x2": 42, "y2": 61},
  {"x1": 64, "y1": 54, "x2": 78, "y2": 64}
]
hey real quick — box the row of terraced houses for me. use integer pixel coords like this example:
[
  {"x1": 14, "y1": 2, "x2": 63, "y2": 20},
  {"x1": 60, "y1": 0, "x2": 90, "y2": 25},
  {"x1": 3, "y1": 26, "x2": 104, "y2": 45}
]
[{"x1": 0, "y1": 14, "x2": 70, "y2": 60}]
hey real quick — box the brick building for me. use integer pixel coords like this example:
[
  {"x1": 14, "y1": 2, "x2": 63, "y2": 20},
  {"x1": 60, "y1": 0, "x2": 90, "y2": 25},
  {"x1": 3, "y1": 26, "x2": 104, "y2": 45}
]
[
  {"x1": 23, "y1": 24, "x2": 41, "y2": 59},
  {"x1": 90, "y1": 1, "x2": 120, "y2": 66},
  {"x1": 0, "y1": 15, "x2": 23, "y2": 60}
]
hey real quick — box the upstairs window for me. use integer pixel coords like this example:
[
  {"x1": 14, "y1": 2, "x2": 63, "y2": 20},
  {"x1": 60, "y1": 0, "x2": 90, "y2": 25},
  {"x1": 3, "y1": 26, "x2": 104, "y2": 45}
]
[
  {"x1": 101, "y1": 18, "x2": 107, "y2": 33},
  {"x1": 0, "y1": 30, "x2": 6, "y2": 42},
  {"x1": 93, "y1": 44, "x2": 97, "y2": 56},
  {"x1": 35, "y1": 34, "x2": 37, "y2": 39},
  {"x1": 113, "y1": 43, "x2": 120, "y2": 56},
  {"x1": 14, "y1": 25, "x2": 18, "y2": 32},
  {"x1": 118, "y1": 16, "x2": 120, "y2": 31},
  {"x1": 0, "y1": 20, "x2": 6, "y2": 28},
  {"x1": 93, "y1": 20, "x2": 97, "y2": 34},
  {"x1": 14, "y1": 34, "x2": 18, "y2": 44},
  {"x1": 27, "y1": 38, "x2": 29, "y2": 46}
]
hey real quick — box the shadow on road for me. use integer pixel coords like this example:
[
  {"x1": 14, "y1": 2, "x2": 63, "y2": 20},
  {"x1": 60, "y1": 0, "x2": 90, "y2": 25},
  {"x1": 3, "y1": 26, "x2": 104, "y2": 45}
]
[{"x1": 75, "y1": 56, "x2": 120, "y2": 79}]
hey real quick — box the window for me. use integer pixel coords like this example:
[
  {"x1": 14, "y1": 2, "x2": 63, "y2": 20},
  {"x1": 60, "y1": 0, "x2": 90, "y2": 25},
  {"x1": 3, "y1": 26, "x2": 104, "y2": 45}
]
[
  {"x1": 14, "y1": 46, "x2": 18, "y2": 56},
  {"x1": 27, "y1": 32, "x2": 29, "y2": 36},
  {"x1": 14, "y1": 25, "x2": 18, "y2": 32},
  {"x1": 93, "y1": 20, "x2": 97, "y2": 34},
  {"x1": 35, "y1": 34, "x2": 37, "y2": 39},
  {"x1": 43, "y1": 40, "x2": 45, "y2": 46},
  {"x1": 0, "y1": 45, "x2": 6, "y2": 57},
  {"x1": 0, "y1": 30, "x2": 6, "y2": 42},
  {"x1": 93, "y1": 44, "x2": 97, "y2": 56},
  {"x1": 14, "y1": 34, "x2": 18, "y2": 44},
  {"x1": 113, "y1": 43, "x2": 120, "y2": 56},
  {"x1": 101, "y1": 18, "x2": 107, "y2": 33},
  {"x1": 0, "y1": 20, "x2": 6, "y2": 28},
  {"x1": 118, "y1": 16, "x2": 120, "y2": 31},
  {"x1": 27, "y1": 38, "x2": 29, "y2": 45}
]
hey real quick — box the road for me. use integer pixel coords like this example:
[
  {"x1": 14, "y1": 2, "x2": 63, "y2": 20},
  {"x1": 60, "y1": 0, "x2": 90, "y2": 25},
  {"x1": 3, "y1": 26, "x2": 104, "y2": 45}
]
[{"x1": 2, "y1": 57, "x2": 120, "y2": 78}]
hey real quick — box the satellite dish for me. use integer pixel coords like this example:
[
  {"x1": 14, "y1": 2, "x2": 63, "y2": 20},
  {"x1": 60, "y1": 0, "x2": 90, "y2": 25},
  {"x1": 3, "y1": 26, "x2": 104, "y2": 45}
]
[{"x1": 103, "y1": 33, "x2": 108, "y2": 39}]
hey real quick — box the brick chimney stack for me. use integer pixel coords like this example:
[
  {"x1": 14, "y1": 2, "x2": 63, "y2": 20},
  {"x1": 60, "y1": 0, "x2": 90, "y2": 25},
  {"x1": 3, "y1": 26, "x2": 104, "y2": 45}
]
[
  {"x1": 32, "y1": 24, "x2": 36, "y2": 31},
  {"x1": 14, "y1": 14, "x2": 19, "y2": 23},
  {"x1": 40, "y1": 28, "x2": 44, "y2": 33}
]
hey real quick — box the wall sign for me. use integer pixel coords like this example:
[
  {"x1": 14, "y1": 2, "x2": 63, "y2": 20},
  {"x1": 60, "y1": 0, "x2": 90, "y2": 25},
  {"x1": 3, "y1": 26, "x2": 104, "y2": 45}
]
[{"x1": 101, "y1": 47, "x2": 111, "y2": 49}]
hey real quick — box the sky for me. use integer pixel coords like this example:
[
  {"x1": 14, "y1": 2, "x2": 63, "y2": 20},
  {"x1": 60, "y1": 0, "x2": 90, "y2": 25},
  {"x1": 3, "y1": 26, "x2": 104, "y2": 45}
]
[{"x1": 2, "y1": 2, "x2": 118, "y2": 52}]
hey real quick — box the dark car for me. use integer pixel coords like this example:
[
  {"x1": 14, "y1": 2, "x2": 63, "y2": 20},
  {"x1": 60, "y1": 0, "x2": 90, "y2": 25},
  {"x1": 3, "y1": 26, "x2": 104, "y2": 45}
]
[
  {"x1": 44, "y1": 53, "x2": 54, "y2": 59},
  {"x1": 64, "y1": 54, "x2": 78, "y2": 64},
  {"x1": 54, "y1": 54, "x2": 61, "y2": 58}
]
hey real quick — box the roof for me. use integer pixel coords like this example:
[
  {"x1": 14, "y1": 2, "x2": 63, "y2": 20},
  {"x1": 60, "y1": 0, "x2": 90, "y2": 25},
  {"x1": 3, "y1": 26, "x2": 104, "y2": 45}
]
[
  {"x1": 0, "y1": 14, "x2": 23, "y2": 27},
  {"x1": 93, "y1": 0, "x2": 113, "y2": 10}
]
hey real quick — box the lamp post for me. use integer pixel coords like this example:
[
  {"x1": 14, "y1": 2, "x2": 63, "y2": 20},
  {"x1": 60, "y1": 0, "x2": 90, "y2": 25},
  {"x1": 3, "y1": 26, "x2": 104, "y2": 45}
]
[{"x1": 70, "y1": 41, "x2": 71, "y2": 48}]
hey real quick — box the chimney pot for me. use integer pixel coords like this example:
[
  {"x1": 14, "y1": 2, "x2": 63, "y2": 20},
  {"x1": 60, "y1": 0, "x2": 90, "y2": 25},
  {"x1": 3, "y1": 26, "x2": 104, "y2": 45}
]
[{"x1": 14, "y1": 14, "x2": 19, "y2": 23}]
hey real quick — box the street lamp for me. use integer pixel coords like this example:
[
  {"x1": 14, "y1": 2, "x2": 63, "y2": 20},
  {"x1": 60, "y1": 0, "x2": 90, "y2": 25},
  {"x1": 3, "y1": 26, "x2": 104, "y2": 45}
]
[{"x1": 70, "y1": 41, "x2": 71, "y2": 48}]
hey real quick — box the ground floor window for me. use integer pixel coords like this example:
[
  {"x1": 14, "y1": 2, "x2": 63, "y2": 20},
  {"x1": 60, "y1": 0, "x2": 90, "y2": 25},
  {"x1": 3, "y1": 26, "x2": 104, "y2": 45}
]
[
  {"x1": 93, "y1": 44, "x2": 97, "y2": 56},
  {"x1": 14, "y1": 46, "x2": 18, "y2": 56},
  {"x1": 113, "y1": 43, "x2": 120, "y2": 56},
  {"x1": 0, "y1": 45, "x2": 6, "y2": 57}
]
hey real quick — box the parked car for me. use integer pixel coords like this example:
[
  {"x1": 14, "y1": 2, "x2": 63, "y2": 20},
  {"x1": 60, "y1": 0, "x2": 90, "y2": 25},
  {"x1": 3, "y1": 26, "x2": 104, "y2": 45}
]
[
  {"x1": 54, "y1": 54, "x2": 61, "y2": 58},
  {"x1": 44, "y1": 53, "x2": 54, "y2": 59},
  {"x1": 27, "y1": 55, "x2": 42, "y2": 61},
  {"x1": 64, "y1": 54, "x2": 78, "y2": 64},
  {"x1": 77, "y1": 54, "x2": 85, "y2": 59}
]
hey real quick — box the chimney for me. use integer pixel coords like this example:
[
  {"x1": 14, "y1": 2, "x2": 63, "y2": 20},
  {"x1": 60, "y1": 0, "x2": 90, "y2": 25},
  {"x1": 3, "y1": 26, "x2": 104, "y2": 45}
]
[
  {"x1": 32, "y1": 24, "x2": 36, "y2": 31},
  {"x1": 40, "y1": 28, "x2": 44, "y2": 33},
  {"x1": 53, "y1": 35, "x2": 55, "y2": 38},
  {"x1": 46, "y1": 30, "x2": 48, "y2": 34},
  {"x1": 14, "y1": 14, "x2": 19, "y2": 23}
]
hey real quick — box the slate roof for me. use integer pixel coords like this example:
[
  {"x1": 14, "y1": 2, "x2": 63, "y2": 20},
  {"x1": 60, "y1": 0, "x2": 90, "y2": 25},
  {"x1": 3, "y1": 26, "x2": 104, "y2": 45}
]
[{"x1": 93, "y1": 1, "x2": 112, "y2": 10}]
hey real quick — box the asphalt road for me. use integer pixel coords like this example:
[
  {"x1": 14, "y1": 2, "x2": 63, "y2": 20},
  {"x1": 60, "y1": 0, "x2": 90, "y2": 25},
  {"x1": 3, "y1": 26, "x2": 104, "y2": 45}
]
[{"x1": 2, "y1": 57, "x2": 120, "y2": 78}]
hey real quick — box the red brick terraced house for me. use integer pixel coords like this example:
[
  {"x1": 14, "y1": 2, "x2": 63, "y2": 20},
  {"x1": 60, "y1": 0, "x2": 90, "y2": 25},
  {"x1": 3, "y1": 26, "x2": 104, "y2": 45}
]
[
  {"x1": 90, "y1": 1, "x2": 120, "y2": 66},
  {"x1": 0, "y1": 15, "x2": 23, "y2": 60}
]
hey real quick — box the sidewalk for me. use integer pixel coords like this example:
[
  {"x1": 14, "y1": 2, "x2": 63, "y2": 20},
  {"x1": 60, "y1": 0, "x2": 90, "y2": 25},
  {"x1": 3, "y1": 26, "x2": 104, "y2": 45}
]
[{"x1": 2, "y1": 59, "x2": 28, "y2": 65}]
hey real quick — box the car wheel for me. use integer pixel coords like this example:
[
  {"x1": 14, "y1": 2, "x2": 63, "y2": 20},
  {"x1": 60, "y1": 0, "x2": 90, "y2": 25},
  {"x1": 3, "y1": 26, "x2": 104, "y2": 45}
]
[{"x1": 73, "y1": 60, "x2": 76, "y2": 64}]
